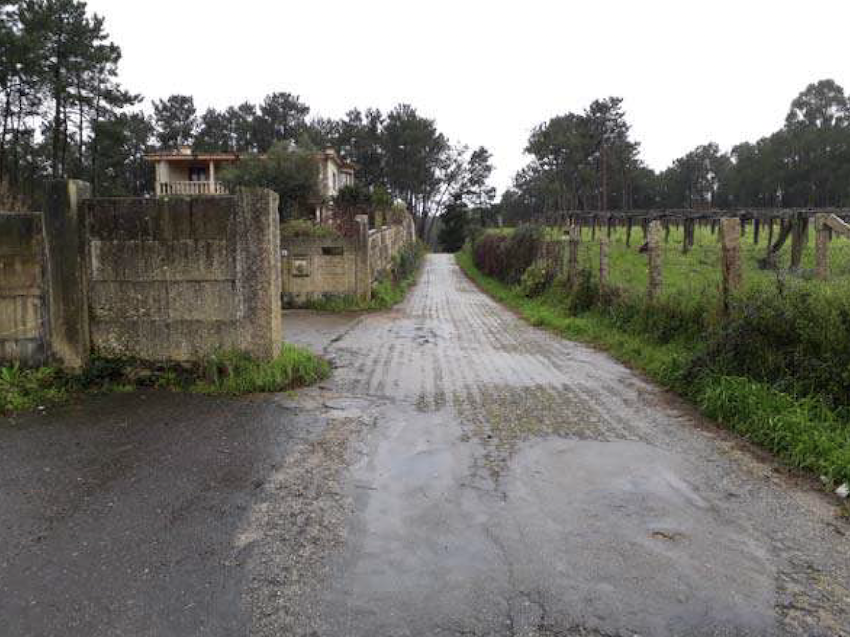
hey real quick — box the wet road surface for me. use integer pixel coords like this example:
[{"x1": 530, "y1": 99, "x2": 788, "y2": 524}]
[{"x1": 2, "y1": 254, "x2": 850, "y2": 636}]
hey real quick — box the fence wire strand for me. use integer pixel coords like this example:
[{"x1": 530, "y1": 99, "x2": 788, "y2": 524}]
[{"x1": 525, "y1": 213, "x2": 850, "y2": 310}]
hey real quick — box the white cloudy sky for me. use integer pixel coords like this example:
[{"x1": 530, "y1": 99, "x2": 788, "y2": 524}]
[{"x1": 88, "y1": 0, "x2": 849, "y2": 193}]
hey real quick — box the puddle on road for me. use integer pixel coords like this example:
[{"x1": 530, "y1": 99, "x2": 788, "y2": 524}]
[{"x1": 317, "y1": 401, "x2": 778, "y2": 636}]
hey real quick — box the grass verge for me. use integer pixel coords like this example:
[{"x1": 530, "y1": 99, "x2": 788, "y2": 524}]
[
  {"x1": 1, "y1": 343, "x2": 331, "y2": 415},
  {"x1": 1, "y1": 364, "x2": 70, "y2": 413},
  {"x1": 456, "y1": 249, "x2": 850, "y2": 488},
  {"x1": 192, "y1": 344, "x2": 331, "y2": 396}
]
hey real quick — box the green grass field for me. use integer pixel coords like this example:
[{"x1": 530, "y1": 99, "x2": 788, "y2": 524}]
[{"x1": 547, "y1": 222, "x2": 850, "y2": 306}]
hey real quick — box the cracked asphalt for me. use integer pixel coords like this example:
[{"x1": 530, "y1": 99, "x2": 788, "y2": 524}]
[{"x1": 2, "y1": 253, "x2": 850, "y2": 636}]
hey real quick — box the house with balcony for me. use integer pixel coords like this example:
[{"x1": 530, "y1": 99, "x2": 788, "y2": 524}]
[
  {"x1": 145, "y1": 146, "x2": 237, "y2": 196},
  {"x1": 144, "y1": 146, "x2": 356, "y2": 221}
]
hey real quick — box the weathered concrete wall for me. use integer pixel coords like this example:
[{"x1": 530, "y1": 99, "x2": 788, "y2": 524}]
[
  {"x1": 1, "y1": 183, "x2": 282, "y2": 367},
  {"x1": 84, "y1": 189, "x2": 282, "y2": 362},
  {"x1": 368, "y1": 223, "x2": 409, "y2": 283},
  {"x1": 44, "y1": 180, "x2": 91, "y2": 370},
  {"x1": 280, "y1": 213, "x2": 415, "y2": 307},
  {"x1": 234, "y1": 188, "x2": 283, "y2": 360},
  {"x1": 0, "y1": 213, "x2": 47, "y2": 365},
  {"x1": 280, "y1": 235, "x2": 361, "y2": 306}
]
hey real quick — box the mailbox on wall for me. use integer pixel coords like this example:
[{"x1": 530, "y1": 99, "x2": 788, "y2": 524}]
[{"x1": 292, "y1": 256, "x2": 310, "y2": 277}]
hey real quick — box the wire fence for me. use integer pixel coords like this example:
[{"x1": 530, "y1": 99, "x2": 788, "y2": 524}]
[{"x1": 523, "y1": 210, "x2": 850, "y2": 311}]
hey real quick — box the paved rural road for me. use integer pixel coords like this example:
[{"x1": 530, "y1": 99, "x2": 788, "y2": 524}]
[{"x1": 2, "y1": 254, "x2": 850, "y2": 636}]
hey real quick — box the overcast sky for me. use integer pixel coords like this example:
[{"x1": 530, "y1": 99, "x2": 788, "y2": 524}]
[{"x1": 87, "y1": 0, "x2": 849, "y2": 193}]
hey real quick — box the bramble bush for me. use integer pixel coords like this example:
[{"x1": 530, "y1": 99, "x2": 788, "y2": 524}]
[{"x1": 472, "y1": 225, "x2": 544, "y2": 284}]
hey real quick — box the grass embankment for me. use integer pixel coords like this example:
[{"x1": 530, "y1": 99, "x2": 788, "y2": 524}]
[
  {"x1": 457, "y1": 245, "x2": 850, "y2": 488},
  {"x1": 304, "y1": 241, "x2": 427, "y2": 312},
  {"x1": 1, "y1": 344, "x2": 330, "y2": 415}
]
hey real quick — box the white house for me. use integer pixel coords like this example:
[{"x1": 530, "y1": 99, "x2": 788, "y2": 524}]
[{"x1": 144, "y1": 146, "x2": 356, "y2": 221}]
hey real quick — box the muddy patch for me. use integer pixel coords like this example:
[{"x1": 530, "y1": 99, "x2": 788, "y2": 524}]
[{"x1": 239, "y1": 391, "x2": 379, "y2": 636}]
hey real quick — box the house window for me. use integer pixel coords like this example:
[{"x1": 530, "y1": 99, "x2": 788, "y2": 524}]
[
  {"x1": 189, "y1": 166, "x2": 208, "y2": 182},
  {"x1": 332, "y1": 172, "x2": 338, "y2": 191}
]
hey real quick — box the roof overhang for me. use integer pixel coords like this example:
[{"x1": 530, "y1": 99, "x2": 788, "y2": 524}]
[{"x1": 143, "y1": 152, "x2": 246, "y2": 163}]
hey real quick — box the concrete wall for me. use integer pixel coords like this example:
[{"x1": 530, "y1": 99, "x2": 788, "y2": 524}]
[
  {"x1": 280, "y1": 235, "x2": 361, "y2": 306},
  {"x1": 1, "y1": 183, "x2": 283, "y2": 368},
  {"x1": 0, "y1": 213, "x2": 47, "y2": 365},
  {"x1": 280, "y1": 213, "x2": 416, "y2": 307},
  {"x1": 84, "y1": 190, "x2": 282, "y2": 362},
  {"x1": 368, "y1": 223, "x2": 408, "y2": 283}
]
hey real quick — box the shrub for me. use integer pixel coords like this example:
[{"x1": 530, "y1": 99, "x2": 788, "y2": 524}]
[
  {"x1": 519, "y1": 264, "x2": 553, "y2": 297},
  {"x1": 385, "y1": 202, "x2": 410, "y2": 226},
  {"x1": 564, "y1": 269, "x2": 601, "y2": 314},
  {"x1": 1, "y1": 364, "x2": 67, "y2": 413},
  {"x1": 473, "y1": 232, "x2": 509, "y2": 279},
  {"x1": 280, "y1": 219, "x2": 339, "y2": 238},
  {"x1": 392, "y1": 240, "x2": 426, "y2": 284},
  {"x1": 689, "y1": 281, "x2": 850, "y2": 407},
  {"x1": 472, "y1": 226, "x2": 545, "y2": 284},
  {"x1": 504, "y1": 225, "x2": 545, "y2": 284},
  {"x1": 220, "y1": 142, "x2": 319, "y2": 218}
]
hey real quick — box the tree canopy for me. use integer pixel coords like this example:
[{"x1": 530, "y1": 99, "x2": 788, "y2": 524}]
[
  {"x1": 219, "y1": 142, "x2": 319, "y2": 218},
  {"x1": 500, "y1": 79, "x2": 850, "y2": 224}
]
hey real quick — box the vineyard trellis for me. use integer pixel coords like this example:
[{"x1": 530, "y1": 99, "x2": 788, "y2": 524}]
[{"x1": 524, "y1": 208, "x2": 850, "y2": 312}]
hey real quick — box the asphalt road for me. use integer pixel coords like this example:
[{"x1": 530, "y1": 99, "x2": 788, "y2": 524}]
[{"x1": 2, "y1": 254, "x2": 849, "y2": 636}]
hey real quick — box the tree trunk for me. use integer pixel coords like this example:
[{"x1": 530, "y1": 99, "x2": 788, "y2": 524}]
[
  {"x1": 52, "y1": 57, "x2": 63, "y2": 178},
  {"x1": 0, "y1": 83, "x2": 13, "y2": 183},
  {"x1": 600, "y1": 145, "x2": 608, "y2": 211}
]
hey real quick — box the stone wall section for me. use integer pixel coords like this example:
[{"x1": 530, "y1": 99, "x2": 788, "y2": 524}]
[
  {"x1": 82, "y1": 190, "x2": 281, "y2": 362},
  {"x1": 280, "y1": 213, "x2": 415, "y2": 307},
  {"x1": 0, "y1": 213, "x2": 47, "y2": 365},
  {"x1": 84, "y1": 196, "x2": 239, "y2": 361}
]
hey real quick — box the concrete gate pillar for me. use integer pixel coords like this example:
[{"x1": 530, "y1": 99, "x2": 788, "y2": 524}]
[
  {"x1": 235, "y1": 188, "x2": 283, "y2": 360},
  {"x1": 43, "y1": 180, "x2": 91, "y2": 371}
]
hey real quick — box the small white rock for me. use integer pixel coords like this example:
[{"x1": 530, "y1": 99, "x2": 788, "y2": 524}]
[{"x1": 836, "y1": 483, "x2": 849, "y2": 499}]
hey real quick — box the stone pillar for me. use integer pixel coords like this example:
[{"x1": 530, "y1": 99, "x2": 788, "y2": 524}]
[
  {"x1": 407, "y1": 214, "x2": 416, "y2": 245},
  {"x1": 235, "y1": 188, "x2": 283, "y2": 360},
  {"x1": 354, "y1": 214, "x2": 371, "y2": 302},
  {"x1": 815, "y1": 214, "x2": 830, "y2": 280},
  {"x1": 43, "y1": 180, "x2": 91, "y2": 371},
  {"x1": 566, "y1": 223, "x2": 580, "y2": 287},
  {"x1": 209, "y1": 161, "x2": 215, "y2": 191},
  {"x1": 790, "y1": 212, "x2": 806, "y2": 270},
  {"x1": 599, "y1": 235, "x2": 609, "y2": 291},
  {"x1": 719, "y1": 217, "x2": 742, "y2": 311},
  {"x1": 682, "y1": 218, "x2": 693, "y2": 254},
  {"x1": 647, "y1": 220, "x2": 663, "y2": 302}
]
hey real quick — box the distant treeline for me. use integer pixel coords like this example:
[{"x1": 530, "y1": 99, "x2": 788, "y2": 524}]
[{"x1": 500, "y1": 80, "x2": 850, "y2": 224}]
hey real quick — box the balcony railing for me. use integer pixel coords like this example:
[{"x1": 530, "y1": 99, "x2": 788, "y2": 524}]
[{"x1": 158, "y1": 181, "x2": 229, "y2": 196}]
